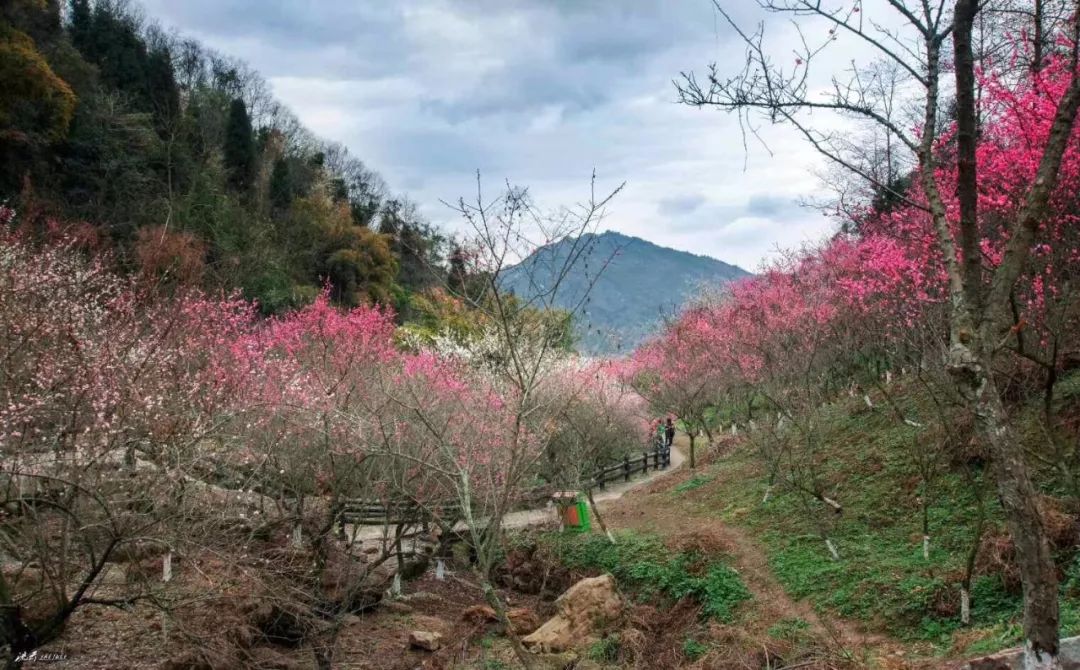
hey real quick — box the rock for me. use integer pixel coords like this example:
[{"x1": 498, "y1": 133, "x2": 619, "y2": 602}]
[
  {"x1": 365, "y1": 559, "x2": 398, "y2": 587},
  {"x1": 507, "y1": 607, "x2": 541, "y2": 636},
  {"x1": 462, "y1": 604, "x2": 498, "y2": 624},
  {"x1": 412, "y1": 614, "x2": 449, "y2": 632},
  {"x1": 408, "y1": 630, "x2": 443, "y2": 651},
  {"x1": 398, "y1": 590, "x2": 445, "y2": 606},
  {"x1": 964, "y1": 636, "x2": 1080, "y2": 670},
  {"x1": 400, "y1": 554, "x2": 430, "y2": 581},
  {"x1": 451, "y1": 542, "x2": 472, "y2": 567},
  {"x1": 522, "y1": 574, "x2": 624, "y2": 653},
  {"x1": 124, "y1": 556, "x2": 162, "y2": 584},
  {"x1": 108, "y1": 539, "x2": 168, "y2": 563},
  {"x1": 1, "y1": 565, "x2": 43, "y2": 590},
  {"x1": 100, "y1": 563, "x2": 128, "y2": 586}
]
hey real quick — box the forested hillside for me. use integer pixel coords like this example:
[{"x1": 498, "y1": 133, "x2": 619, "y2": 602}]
[{"x1": 0, "y1": 0, "x2": 443, "y2": 315}]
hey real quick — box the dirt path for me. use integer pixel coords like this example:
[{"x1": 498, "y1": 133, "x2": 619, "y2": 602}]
[{"x1": 598, "y1": 434, "x2": 917, "y2": 669}]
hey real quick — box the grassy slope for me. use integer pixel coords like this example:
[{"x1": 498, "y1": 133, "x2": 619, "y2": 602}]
[{"x1": 691, "y1": 373, "x2": 1080, "y2": 658}]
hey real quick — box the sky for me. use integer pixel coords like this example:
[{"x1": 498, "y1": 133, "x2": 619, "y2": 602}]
[{"x1": 138, "y1": 0, "x2": 862, "y2": 272}]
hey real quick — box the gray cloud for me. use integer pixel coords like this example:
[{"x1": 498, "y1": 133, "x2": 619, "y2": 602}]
[
  {"x1": 658, "y1": 194, "x2": 707, "y2": 217},
  {"x1": 746, "y1": 194, "x2": 792, "y2": 217},
  {"x1": 139, "y1": 0, "x2": 859, "y2": 270}
]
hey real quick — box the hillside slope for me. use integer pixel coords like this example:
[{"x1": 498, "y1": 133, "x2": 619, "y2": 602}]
[{"x1": 500, "y1": 231, "x2": 750, "y2": 354}]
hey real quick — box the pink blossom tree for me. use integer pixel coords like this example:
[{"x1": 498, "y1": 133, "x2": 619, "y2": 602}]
[{"x1": 677, "y1": 4, "x2": 1080, "y2": 663}]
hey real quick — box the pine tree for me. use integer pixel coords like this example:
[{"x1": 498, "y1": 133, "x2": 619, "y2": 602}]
[
  {"x1": 223, "y1": 98, "x2": 255, "y2": 192},
  {"x1": 68, "y1": 0, "x2": 92, "y2": 53},
  {"x1": 145, "y1": 46, "x2": 180, "y2": 134},
  {"x1": 448, "y1": 245, "x2": 468, "y2": 296},
  {"x1": 269, "y1": 157, "x2": 291, "y2": 210}
]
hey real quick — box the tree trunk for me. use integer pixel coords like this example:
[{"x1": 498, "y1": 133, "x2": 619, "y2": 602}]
[
  {"x1": 478, "y1": 577, "x2": 534, "y2": 670},
  {"x1": 586, "y1": 489, "x2": 615, "y2": 544},
  {"x1": 967, "y1": 362, "x2": 1059, "y2": 665},
  {"x1": 922, "y1": 487, "x2": 931, "y2": 561},
  {"x1": 702, "y1": 424, "x2": 715, "y2": 450},
  {"x1": 688, "y1": 433, "x2": 696, "y2": 469},
  {"x1": 961, "y1": 481, "x2": 987, "y2": 627}
]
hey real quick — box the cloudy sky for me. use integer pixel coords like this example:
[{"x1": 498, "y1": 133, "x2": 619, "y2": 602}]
[{"x1": 140, "y1": 0, "x2": 855, "y2": 272}]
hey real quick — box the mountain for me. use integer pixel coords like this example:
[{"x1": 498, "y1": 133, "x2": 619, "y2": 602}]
[{"x1": 501, "y1": 231, "x2": 751, "y2": 355}]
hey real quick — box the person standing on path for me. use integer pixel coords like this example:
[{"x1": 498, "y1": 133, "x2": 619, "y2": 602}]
[{"x1": 664, "y1": 417, "x2": 675, "y2": 447}]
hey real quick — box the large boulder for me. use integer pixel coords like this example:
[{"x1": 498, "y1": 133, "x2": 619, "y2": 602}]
[
  {"x1": 408, "y1": 630, "x2": 443, "y2": 652},
  {"x1": 522, "y1": 574, "x2": 624, "y2": 653}
]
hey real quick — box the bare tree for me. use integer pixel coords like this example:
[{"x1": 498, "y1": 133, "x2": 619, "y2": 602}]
[{"x1": 371, "y1": 174, "x2": 623, "y2": 669}]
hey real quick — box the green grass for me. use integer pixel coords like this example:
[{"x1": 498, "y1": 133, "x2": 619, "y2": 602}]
[
  {"x1": 542, "y1": 530, "x2": 751, "y2": 622},
  {"x1": 768, "y1": 617, "x2": 812, "y2": 643},
  {"x1": 696, "y1": 374, "x2": 1080, "y2": 654},
  {"x1": 682, "y1": 637, "x2": 709, "y2": 660},
  {"x1": 586, "y1": 636, "x2": 620, "y2": 661},
  {"x1": 674, "y1": 474, "x2": 714, "y2": 494}
]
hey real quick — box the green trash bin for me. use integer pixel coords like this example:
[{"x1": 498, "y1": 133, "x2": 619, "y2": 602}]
[
  {"x1": 554, "y1": 491, "x2": 591, "y2": 533},
  {"x1": 573, "y1": 495, "x2": 591, "y2": 533}
]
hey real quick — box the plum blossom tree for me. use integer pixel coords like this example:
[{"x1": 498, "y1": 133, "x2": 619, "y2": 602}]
[
  {"x1": 0, "y1": 218, "x2": 254, "y2": 664},
  {"x1": 677, "y1": 2, "x2": 1080, "y2": 664}
]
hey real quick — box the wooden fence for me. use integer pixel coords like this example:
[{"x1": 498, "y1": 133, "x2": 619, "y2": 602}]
[
  {"x1": 590, "y1": 442, "x2": 671, "y2": 491},
  {"x1": 335, "y1": 443, "x2": 672, "y2": 530}
]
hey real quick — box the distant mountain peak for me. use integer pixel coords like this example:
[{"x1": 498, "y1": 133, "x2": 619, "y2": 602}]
[{"x1": 501, "y1": 230, "x2": 750, "y2": 355}]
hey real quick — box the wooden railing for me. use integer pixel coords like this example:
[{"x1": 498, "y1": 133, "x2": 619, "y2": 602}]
[
  {"x1": 590, "y1": 442, "x2": 671, "y2": 491},
  {"x1": 334, "y1": 443, "x2": 672, "y2": 530}
]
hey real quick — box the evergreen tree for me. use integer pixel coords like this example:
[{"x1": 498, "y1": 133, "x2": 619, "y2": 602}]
[
  {"x1": 145, "y1": 46, "x2": 180, "y2": 134},
  {"x1": 83, "y1": 3, "x2": 151, "y2": 105},
  {"x1": 329, "y1": 176, "x2": 349, "y2": 203},
  {"x1": 68, "y1": 0, "x2": 91, "y2": 52},
  {"x1": 448, "y1": 245, "x2": 468, "y2": 296},
  {"x1": 349, "y1": 195, "x2": 379, "y2": 227},
  {"x1": 378, "y1": 198, "x2": 442, "y2": 293},
  {"x1": 269, "y1": 157, "x2": 291, "y2": 210},
  {"x1": 223, "y1": 98, "x2": 255, "y2": 192}
]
